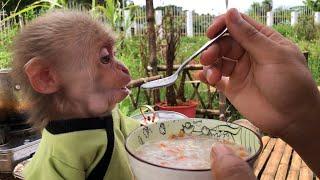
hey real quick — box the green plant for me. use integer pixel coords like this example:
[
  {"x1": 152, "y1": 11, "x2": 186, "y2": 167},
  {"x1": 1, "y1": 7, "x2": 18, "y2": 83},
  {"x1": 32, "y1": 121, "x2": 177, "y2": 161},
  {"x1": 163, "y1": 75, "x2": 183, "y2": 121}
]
[
  {"x1": 0, "y1": 0, "x2": 67, "y2": 24},
  {"x1": 297, "y1": 40, "x2": 320, "y2": 84},
  {"x1": 262, "y1": 0, "x2": 273, "y2": 11},
  {"x1": 92, "y1": 0, "x2": 136, "y2": 33},
  {"x1": 294, "y1": 15, "x2": 320, "y2": 40},
  {"x1": 273, "y1": 24, "x2": 296, "y2": 39},
  {"x1": 304, "y1": 0, "x2": 320, "y2": 11},
  {"x1": 0, "y1": 25, "x2": 19, "y2": 68}
]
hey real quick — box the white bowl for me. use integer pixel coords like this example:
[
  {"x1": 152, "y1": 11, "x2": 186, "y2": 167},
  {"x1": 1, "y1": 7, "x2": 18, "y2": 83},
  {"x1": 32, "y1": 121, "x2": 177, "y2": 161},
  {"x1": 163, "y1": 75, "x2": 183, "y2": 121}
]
[{"x1": 125, "y1": 118, "x2": 262, "y2": 180}]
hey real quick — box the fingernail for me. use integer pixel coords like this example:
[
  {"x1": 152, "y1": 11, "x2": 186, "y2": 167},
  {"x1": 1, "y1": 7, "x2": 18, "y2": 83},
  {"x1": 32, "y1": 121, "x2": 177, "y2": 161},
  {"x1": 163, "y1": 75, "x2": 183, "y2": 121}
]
[{"x1": 229, "y1": 8, "x2": 241, "y2": 24}]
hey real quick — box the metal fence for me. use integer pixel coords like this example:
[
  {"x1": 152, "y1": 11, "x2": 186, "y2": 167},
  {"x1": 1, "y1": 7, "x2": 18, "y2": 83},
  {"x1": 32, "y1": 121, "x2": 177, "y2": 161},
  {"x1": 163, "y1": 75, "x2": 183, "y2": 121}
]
[
  {"x1": 132, "y1": 5, "x2": 316, "y2": 36},
  {"x1": 0, "y1": 5, "x2": 317, "y2": 38}
]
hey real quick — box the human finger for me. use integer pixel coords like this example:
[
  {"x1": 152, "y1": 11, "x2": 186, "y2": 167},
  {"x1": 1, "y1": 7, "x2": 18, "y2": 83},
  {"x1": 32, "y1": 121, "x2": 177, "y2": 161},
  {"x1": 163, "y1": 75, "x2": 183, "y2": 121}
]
[
  {"x1": 211, "y1": 144, "x2": 257, "y2": 180},
  {"x1": 200, "y1": 36, "x2": 244, "y2": 66},
  {"x1": 225, "y1": 8, "x2": 278, "y2": 62}
]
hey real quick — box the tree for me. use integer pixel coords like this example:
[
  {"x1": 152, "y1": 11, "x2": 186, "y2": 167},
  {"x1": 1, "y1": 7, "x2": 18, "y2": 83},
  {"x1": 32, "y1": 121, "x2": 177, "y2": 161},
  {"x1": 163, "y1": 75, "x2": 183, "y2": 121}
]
[
  {"x1": 262, "y1": 0, "x2": 273, "y2": 12},
  {"x1": 145, "y1": 0, "x2": 160, "y2": 103},
  {"x1": 162, "y1": 11, "x2": 180, "y2": 106},
  {"x1": 304, "y1": 0, "x2": 320, "y2": 11},
  {"x1": 247, "y1": 1, "x2": 273, "y2": 24},
  {"x1": 248, "y1": 2, "x2": 262, "y2": 15}
]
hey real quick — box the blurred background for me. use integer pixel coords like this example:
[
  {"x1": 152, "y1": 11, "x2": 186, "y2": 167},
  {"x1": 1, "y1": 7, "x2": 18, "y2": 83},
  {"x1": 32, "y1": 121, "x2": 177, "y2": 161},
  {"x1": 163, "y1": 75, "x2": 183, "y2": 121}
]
[{"x1": 1, "y1": 0, "x2": 319, "y2": 119}]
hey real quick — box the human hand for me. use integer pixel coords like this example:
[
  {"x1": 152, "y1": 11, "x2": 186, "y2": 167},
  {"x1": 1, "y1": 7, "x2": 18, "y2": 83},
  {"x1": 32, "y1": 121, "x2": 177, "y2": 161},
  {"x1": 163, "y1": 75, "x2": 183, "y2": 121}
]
[
  {"x1": 199, "y1": 8, "x2": 320, "y2": 136},
  {"x1": 210, "y1": 144, "x2": 256, "y2": 180},
  {"x1": 200, "y1": 8, "x2": 320, "y2": 175}
]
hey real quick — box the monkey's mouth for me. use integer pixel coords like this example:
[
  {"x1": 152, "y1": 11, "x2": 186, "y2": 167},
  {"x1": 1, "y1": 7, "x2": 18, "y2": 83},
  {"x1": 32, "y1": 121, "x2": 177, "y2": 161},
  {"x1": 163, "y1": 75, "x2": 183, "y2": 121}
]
[{"x1": 120, "y1": 87, "x2": 131, "y2": 94}]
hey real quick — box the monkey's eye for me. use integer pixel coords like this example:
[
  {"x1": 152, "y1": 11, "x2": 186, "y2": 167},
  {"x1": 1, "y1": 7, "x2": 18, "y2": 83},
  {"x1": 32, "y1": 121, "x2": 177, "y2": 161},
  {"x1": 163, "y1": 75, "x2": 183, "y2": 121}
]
[
  {"x1": 100, "y1": 47, "x2": 112, "y2": 64},
  {"x1": 100, "y1": 55, "x2": 111, "y2": 64}
]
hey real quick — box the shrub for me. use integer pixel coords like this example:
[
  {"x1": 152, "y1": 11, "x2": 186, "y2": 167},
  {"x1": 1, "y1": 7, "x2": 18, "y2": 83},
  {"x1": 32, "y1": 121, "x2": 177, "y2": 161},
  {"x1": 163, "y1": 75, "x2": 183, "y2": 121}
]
[
  {"x1": 0, "y1": 25, "x2": 19, "y2": 68},
  {"x1": 294, "y1": 15, "x2": 320, "y2": 40},
  {"x1": 273, "y1": 24, "x2": 296, "y2": 39}
]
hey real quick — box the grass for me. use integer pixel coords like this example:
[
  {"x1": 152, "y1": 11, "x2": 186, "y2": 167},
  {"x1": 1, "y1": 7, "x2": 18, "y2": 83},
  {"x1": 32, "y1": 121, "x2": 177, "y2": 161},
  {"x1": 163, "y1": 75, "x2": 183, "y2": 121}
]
[
  {"x1": 296, "y1": 40, "x2": 320, "y2": 84},
  {"x1": 0, "y1": 25, "x2": 18, "y2": 68}
]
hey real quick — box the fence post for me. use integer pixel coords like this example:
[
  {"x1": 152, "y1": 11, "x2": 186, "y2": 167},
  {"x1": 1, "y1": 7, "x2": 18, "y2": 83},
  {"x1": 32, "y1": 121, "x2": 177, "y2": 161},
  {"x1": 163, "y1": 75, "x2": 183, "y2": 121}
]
[
  {"x1": 315, "y1": 12, "x2": 320, "y2": 25},
  {"x1": 132, "y1": 17, "x2": 137, "y2": 36},
  {"x1": 291, "y1": 11, "x2": 299, "y2": 26},
  {"x1": 18, "y1": 15, "x2": 24, "y2": 28},
  {"x1": 155, "y1": 10, "x2": 163, "y2": 38},
  {"x1": 266, "y1": 11, "x2": 273, "y2": 27},
  {"x1": 0, "y1": 10, "x2": 4, "y2": 31},
  {"x1": 124, "y1": 10, "x2": 131, "y2": 37},
  {"x1": 186, "y1": 10, "x2": 193, "y2": 37}
]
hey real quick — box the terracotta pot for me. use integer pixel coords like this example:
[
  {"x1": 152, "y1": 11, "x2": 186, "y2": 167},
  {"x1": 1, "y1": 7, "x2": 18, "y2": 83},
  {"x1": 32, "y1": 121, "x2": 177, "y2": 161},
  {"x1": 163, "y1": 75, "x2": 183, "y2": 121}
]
[{"x1": 156, "y1": 100, "x2": 198, "y2": 118}]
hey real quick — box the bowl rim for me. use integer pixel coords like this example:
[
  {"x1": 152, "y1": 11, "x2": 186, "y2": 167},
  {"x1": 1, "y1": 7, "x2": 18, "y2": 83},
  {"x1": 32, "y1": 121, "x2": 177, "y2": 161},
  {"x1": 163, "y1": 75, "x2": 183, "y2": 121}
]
[
  {"x1": 125, "y1": 118, "x2": 263, "y2": 172},
  {"x1": 130, "y1": 110, "x2": 188, "y2": 119}
]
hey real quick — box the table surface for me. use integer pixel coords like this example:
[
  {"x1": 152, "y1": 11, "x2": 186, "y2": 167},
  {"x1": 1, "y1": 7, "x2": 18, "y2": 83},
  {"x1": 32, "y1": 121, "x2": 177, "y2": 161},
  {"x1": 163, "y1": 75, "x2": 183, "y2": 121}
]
[{"x1": 254, "y1": 136, "x2": 319, "y2": 180}]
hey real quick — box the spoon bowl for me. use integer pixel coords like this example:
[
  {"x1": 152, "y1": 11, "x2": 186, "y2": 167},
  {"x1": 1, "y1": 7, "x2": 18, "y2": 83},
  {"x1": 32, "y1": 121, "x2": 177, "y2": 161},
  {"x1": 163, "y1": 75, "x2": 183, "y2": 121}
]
[{"x1": 141, "y1": 73, "x2": 178, "y2": 89}]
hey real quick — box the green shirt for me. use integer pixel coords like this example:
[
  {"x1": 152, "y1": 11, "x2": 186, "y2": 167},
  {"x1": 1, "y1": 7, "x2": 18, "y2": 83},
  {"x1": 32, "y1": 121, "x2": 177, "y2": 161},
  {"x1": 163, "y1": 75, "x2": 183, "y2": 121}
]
[{"x1": 24, "y1": 108, "x2": 140, "y2": 180}]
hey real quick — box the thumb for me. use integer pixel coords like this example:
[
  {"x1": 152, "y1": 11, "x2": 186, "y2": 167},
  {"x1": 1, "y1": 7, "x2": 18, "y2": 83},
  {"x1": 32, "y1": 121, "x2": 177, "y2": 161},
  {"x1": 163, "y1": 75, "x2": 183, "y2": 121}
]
[
  {"x1": 211, "y1": 144, "x2": 256, "y2": 180},
  {"x1": 225, "y1": 8, "x2": 276, "y2": 61}
]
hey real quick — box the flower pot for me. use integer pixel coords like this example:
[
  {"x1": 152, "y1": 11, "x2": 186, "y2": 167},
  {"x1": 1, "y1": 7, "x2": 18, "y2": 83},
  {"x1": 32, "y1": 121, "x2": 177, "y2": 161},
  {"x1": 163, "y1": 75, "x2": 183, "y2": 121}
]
[{"x1": 156, "y1": 100, "x2": 198, "y2": 118}]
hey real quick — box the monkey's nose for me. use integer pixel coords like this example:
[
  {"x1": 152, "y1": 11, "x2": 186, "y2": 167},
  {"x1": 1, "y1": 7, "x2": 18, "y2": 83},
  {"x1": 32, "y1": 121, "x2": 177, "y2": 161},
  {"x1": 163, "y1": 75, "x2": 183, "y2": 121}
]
[{"x1": 117, "y1": 63, "x2": 130, "y2": 75}]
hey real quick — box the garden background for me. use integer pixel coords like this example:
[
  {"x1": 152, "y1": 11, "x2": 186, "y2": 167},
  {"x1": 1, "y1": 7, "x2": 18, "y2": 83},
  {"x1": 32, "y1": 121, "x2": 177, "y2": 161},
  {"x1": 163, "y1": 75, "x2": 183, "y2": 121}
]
[{"x1": 1, "y1": 0, "x2": 319, "y2": 120}]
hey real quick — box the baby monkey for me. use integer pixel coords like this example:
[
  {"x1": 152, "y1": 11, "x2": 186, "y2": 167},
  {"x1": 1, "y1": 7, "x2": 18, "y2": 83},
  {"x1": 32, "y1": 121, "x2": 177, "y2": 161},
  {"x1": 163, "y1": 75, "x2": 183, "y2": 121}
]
[{"x1": 11, "y1": 10, "x2": 139, "y2": 180}]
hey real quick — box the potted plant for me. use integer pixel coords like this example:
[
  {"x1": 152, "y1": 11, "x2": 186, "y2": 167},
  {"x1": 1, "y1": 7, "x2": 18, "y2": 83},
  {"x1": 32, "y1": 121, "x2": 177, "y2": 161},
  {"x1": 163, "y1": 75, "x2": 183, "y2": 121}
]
[{"x1": 156, "y1": 11, "x2": 198, "y2": 118}]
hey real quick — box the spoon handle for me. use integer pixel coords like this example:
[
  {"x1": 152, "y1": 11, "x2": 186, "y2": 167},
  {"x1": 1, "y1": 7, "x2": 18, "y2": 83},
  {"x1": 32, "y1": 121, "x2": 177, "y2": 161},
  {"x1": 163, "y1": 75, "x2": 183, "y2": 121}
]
[{"x1": 176, "y1": 28, "x2": 228, "y2": 74}]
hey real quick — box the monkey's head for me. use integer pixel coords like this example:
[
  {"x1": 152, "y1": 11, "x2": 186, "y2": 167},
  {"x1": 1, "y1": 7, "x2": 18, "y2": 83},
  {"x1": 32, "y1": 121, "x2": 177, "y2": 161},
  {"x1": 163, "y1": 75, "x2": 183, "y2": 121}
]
[{"x1": 11, "y1": 10, "x2": 131, "y2": 129}]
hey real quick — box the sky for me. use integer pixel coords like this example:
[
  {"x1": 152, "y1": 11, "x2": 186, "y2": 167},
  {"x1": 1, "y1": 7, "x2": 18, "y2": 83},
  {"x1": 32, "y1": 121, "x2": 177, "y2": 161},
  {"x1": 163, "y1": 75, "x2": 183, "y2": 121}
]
[{"x1": 131, "y1": 0, "x2": 304, "y2": 15}]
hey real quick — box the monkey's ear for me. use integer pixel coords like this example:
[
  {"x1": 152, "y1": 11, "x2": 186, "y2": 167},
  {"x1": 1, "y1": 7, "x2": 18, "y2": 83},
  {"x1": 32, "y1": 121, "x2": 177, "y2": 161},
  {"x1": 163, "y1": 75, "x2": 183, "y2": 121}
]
[{"x1": 24, "y1": 58, "x2": 60, "y2": 94}]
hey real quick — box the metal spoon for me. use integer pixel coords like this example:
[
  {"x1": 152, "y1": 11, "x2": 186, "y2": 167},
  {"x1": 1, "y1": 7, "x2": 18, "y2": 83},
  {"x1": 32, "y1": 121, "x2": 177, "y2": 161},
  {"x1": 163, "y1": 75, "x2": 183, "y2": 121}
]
[{"x1": 141, "y1": 28, "x2": 228, "y2": 89}]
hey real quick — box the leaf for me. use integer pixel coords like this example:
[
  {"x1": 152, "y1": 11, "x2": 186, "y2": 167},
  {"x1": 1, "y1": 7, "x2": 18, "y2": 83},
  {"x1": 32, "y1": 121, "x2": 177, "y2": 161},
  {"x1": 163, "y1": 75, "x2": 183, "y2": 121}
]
[
  {"x1": 0, "y1": 1, "x2": 50, "y2": 24},
  {"x1": 14, "y1": 0, "x2": 23, "y2": 12}
]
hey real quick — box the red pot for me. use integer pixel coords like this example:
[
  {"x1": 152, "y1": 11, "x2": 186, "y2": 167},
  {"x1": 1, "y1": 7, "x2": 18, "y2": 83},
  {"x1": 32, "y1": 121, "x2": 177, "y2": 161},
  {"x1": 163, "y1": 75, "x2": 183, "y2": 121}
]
[{"x1": 156, "y1": 100, "x2": 198, "y2": 118}]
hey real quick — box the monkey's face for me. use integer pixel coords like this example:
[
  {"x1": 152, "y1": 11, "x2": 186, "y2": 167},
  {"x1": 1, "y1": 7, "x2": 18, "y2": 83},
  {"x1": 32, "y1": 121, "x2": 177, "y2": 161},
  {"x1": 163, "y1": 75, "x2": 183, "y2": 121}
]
[
  {"x1": 19, "y1": 11, "x2": 133, "y2": 120},
  {"x1": 92, "y1": 46, "x2": 132, "y2": 112},
  {"x1": 58, "y1": 45, "x2": 131, "y2": 117}
]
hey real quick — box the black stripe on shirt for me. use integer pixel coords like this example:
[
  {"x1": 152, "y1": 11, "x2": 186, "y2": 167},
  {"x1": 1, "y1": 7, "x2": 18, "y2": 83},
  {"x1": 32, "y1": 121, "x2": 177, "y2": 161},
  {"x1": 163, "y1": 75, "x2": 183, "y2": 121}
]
[
  {"x1": 45, "y1": 115, "x2": 115, "y2": 180},
  {"x1": 87, "y1": 117, "x2": 115, "y2": 180},
  {"x1": 45, "y1": 115, "x2": 113, "y2": 134}
]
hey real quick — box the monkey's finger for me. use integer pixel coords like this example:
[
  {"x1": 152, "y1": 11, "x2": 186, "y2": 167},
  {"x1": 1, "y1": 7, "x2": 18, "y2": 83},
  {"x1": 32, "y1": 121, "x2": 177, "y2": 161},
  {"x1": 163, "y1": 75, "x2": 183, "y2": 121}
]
[{"x1": 200, "y1": 36, "x2": 244, "y2": 66}]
